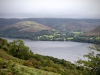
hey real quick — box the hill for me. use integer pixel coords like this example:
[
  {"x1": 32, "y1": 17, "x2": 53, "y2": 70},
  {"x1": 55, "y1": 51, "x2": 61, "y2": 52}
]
[
  {"x1": 0, "y1": 21, "x2": 56, "y2": 39},
  {"x1": 0, "y1": 18, "x2": 100, "y2": 32},
  {"x1": 53, "y1": 22, "x2": 96, "y2": 32},
  {"x1": 0, "y1": 38, "x2": 80, "y2": 75},
  {"x1": 84, "y1": 25, "x2": 100, "y2": 36},
  {"x1": 0, "y1": 50, "x2": 60, "y2": 75},
  {"x1": 0, "y1": 21, "x2": 54, "y2": 32}
]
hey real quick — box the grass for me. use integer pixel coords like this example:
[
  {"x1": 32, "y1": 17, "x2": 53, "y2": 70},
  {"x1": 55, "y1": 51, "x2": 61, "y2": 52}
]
[
  {"x1": 0, "y1": 49, "x2": 60, "y2": 75},
  {"x1": 71, "y1": 31, "x2": 83, "y2": 35},
  {"x1": 0, "y1": 58, "x2": 61, "y2": 75}
]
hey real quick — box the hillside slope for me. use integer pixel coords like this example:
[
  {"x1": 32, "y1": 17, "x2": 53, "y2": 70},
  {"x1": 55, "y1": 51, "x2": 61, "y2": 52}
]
[
  {"x1": 0, "y1": 38, "x2": 80, "y2": 75},
  {"x1": 0, "y1": 21, "x2": 54, "y2": 32},
  {"x1": 0, "y1": 18, "x2": 100, "y2": 32},
  {"x1": 84, "y1": 25, "x2": 100, "y2": 36},
  {"x1": 53, "y1": 22, "x2": 98, "y2": 32},
  {"x1": 0, "y1": 21, "x2": 56, "y2": 39},
  {"x1": 0, "y1": 49, "x2": 60, "y2": 75}
]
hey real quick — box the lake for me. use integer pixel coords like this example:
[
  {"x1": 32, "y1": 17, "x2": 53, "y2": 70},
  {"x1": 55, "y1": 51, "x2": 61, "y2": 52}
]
[{"x1": 2, "y1": 37, "x2": 92, "y2": 63}]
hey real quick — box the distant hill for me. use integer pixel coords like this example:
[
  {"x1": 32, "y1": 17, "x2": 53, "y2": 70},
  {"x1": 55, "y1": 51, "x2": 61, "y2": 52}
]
[
  {"x1": 0, "y1": 21, "x2": 56, "y2": 39},
  {"x1": 0, "y1": 21, "x2": 54, "y2": 32},
  {"x1": 53, "y1": 22, "x2": 97, "y2": 32},
  {"x1": 0, "y1": 18, "x2": 100, "y2": 32},
  {"x1": 84, "y1": 25, "x2": 100, "y2": 36}
]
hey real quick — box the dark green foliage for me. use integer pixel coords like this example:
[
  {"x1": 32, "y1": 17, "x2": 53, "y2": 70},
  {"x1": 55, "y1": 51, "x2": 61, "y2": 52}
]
[
  {"x1": 0, "y1": 38, "x2": 100, "y2": 75},
  {"x1": 73, "y1": 36, "x2": 100, "y2": 44},
  {"x1": 1, "y1": 27, "x2": 100, "y2": 44},
  {"x1": 9, "y1": 39, "x2": 34, "y2": 60},
  {"x1": 76, "y1": 44, "x2": 100, "y2": 75},
  {"x1": 0, "y1": 28, "x2": 54, "y2": 39},
  {"x1": 0, "y1": 58, "x2": 60, "y2": 75},
  {"x1": 0, "y1": 38, "x2": 9, "y2": 52}
]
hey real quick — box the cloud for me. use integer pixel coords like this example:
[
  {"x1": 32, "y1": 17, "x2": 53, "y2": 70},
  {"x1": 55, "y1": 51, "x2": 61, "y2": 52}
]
[{"x1": 0, "y1": 0, "x2": 100, "y2": 18}]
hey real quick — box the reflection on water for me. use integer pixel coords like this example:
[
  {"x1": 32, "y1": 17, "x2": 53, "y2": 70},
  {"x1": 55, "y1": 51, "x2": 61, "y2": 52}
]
[{"x1": 2, "y1": 37, "x2": 92, "y2": 63}]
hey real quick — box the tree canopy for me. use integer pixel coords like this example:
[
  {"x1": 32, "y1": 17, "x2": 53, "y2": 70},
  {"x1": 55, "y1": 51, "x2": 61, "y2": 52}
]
[
  {"x1": 9, "y1": 39, "x2": 33, "y2": 60},
  {"x1": 76, "y1": 44, "x2": 100, "y2": 75}
]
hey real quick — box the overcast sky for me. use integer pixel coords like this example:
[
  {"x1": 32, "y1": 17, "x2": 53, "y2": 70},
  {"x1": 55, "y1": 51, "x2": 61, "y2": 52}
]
[{"x1": 0, "y1": 0, "x2": 100, "y2": 18}]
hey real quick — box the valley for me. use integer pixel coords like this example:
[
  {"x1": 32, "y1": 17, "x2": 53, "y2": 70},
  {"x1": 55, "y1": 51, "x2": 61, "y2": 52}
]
[
  {"x1": 0, "y1": 18, "x2": 100, "y2": 75},
  {"x1": 0, "y1": 18, "x2": 100, "y2": 43},
  {"x1": 0, "y1": 0, "x2": 100, "y2": 75}
]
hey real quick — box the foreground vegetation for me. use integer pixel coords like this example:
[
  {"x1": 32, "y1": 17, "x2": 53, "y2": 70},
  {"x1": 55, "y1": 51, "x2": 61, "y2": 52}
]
[
  {"x1": 76, "y1": 44, "x2": 100, "y2": 75},
  {"x1": 0, "y1": 38, "x2": 100, "y2": 75},
  {"x1": 0, "y1": 60, "x2": 61, "y2": 75}
]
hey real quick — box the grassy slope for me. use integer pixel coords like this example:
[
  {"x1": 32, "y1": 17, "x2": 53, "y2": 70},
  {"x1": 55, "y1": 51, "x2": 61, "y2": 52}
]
[
  {"x1": 0, "y1": 49, "x2": 60, "y2": 75},
  {"x1": 0, "y1": 21, "x2": 54, "y2": 32},
  {"x1": 0, "y1": 21, "x2": 56, "y2": 38}
]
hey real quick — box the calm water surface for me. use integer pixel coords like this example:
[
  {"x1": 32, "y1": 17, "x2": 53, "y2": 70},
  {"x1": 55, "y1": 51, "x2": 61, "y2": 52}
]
[{"x1": 2, "y1": 37, "x2": 92, "y2": 63}]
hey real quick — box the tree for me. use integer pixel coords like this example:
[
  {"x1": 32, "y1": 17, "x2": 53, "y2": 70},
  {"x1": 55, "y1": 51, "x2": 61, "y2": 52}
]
[
  {"x1": 76, "y1": 44, "x2": 100, "y2": 75},
  {"x1": 0, "y1": 38, "x2": 9, "y2": 52},
  {"x1": 9, "y1": 39, "x2": 33, "y2": 60}
]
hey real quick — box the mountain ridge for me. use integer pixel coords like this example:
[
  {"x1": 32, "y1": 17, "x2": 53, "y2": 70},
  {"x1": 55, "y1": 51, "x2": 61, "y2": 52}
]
[
  {"x1": 0, "y1": 18, "x2": 100, "y2": 32},
  {"x1": 53, "y1": 21, "x2": 97, "y2": 32}
]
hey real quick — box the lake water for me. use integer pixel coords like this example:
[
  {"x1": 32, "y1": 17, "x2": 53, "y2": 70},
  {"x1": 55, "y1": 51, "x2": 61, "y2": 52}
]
[{"x1": 2, "y1": 37, "x2": 92, "y2": 63}]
